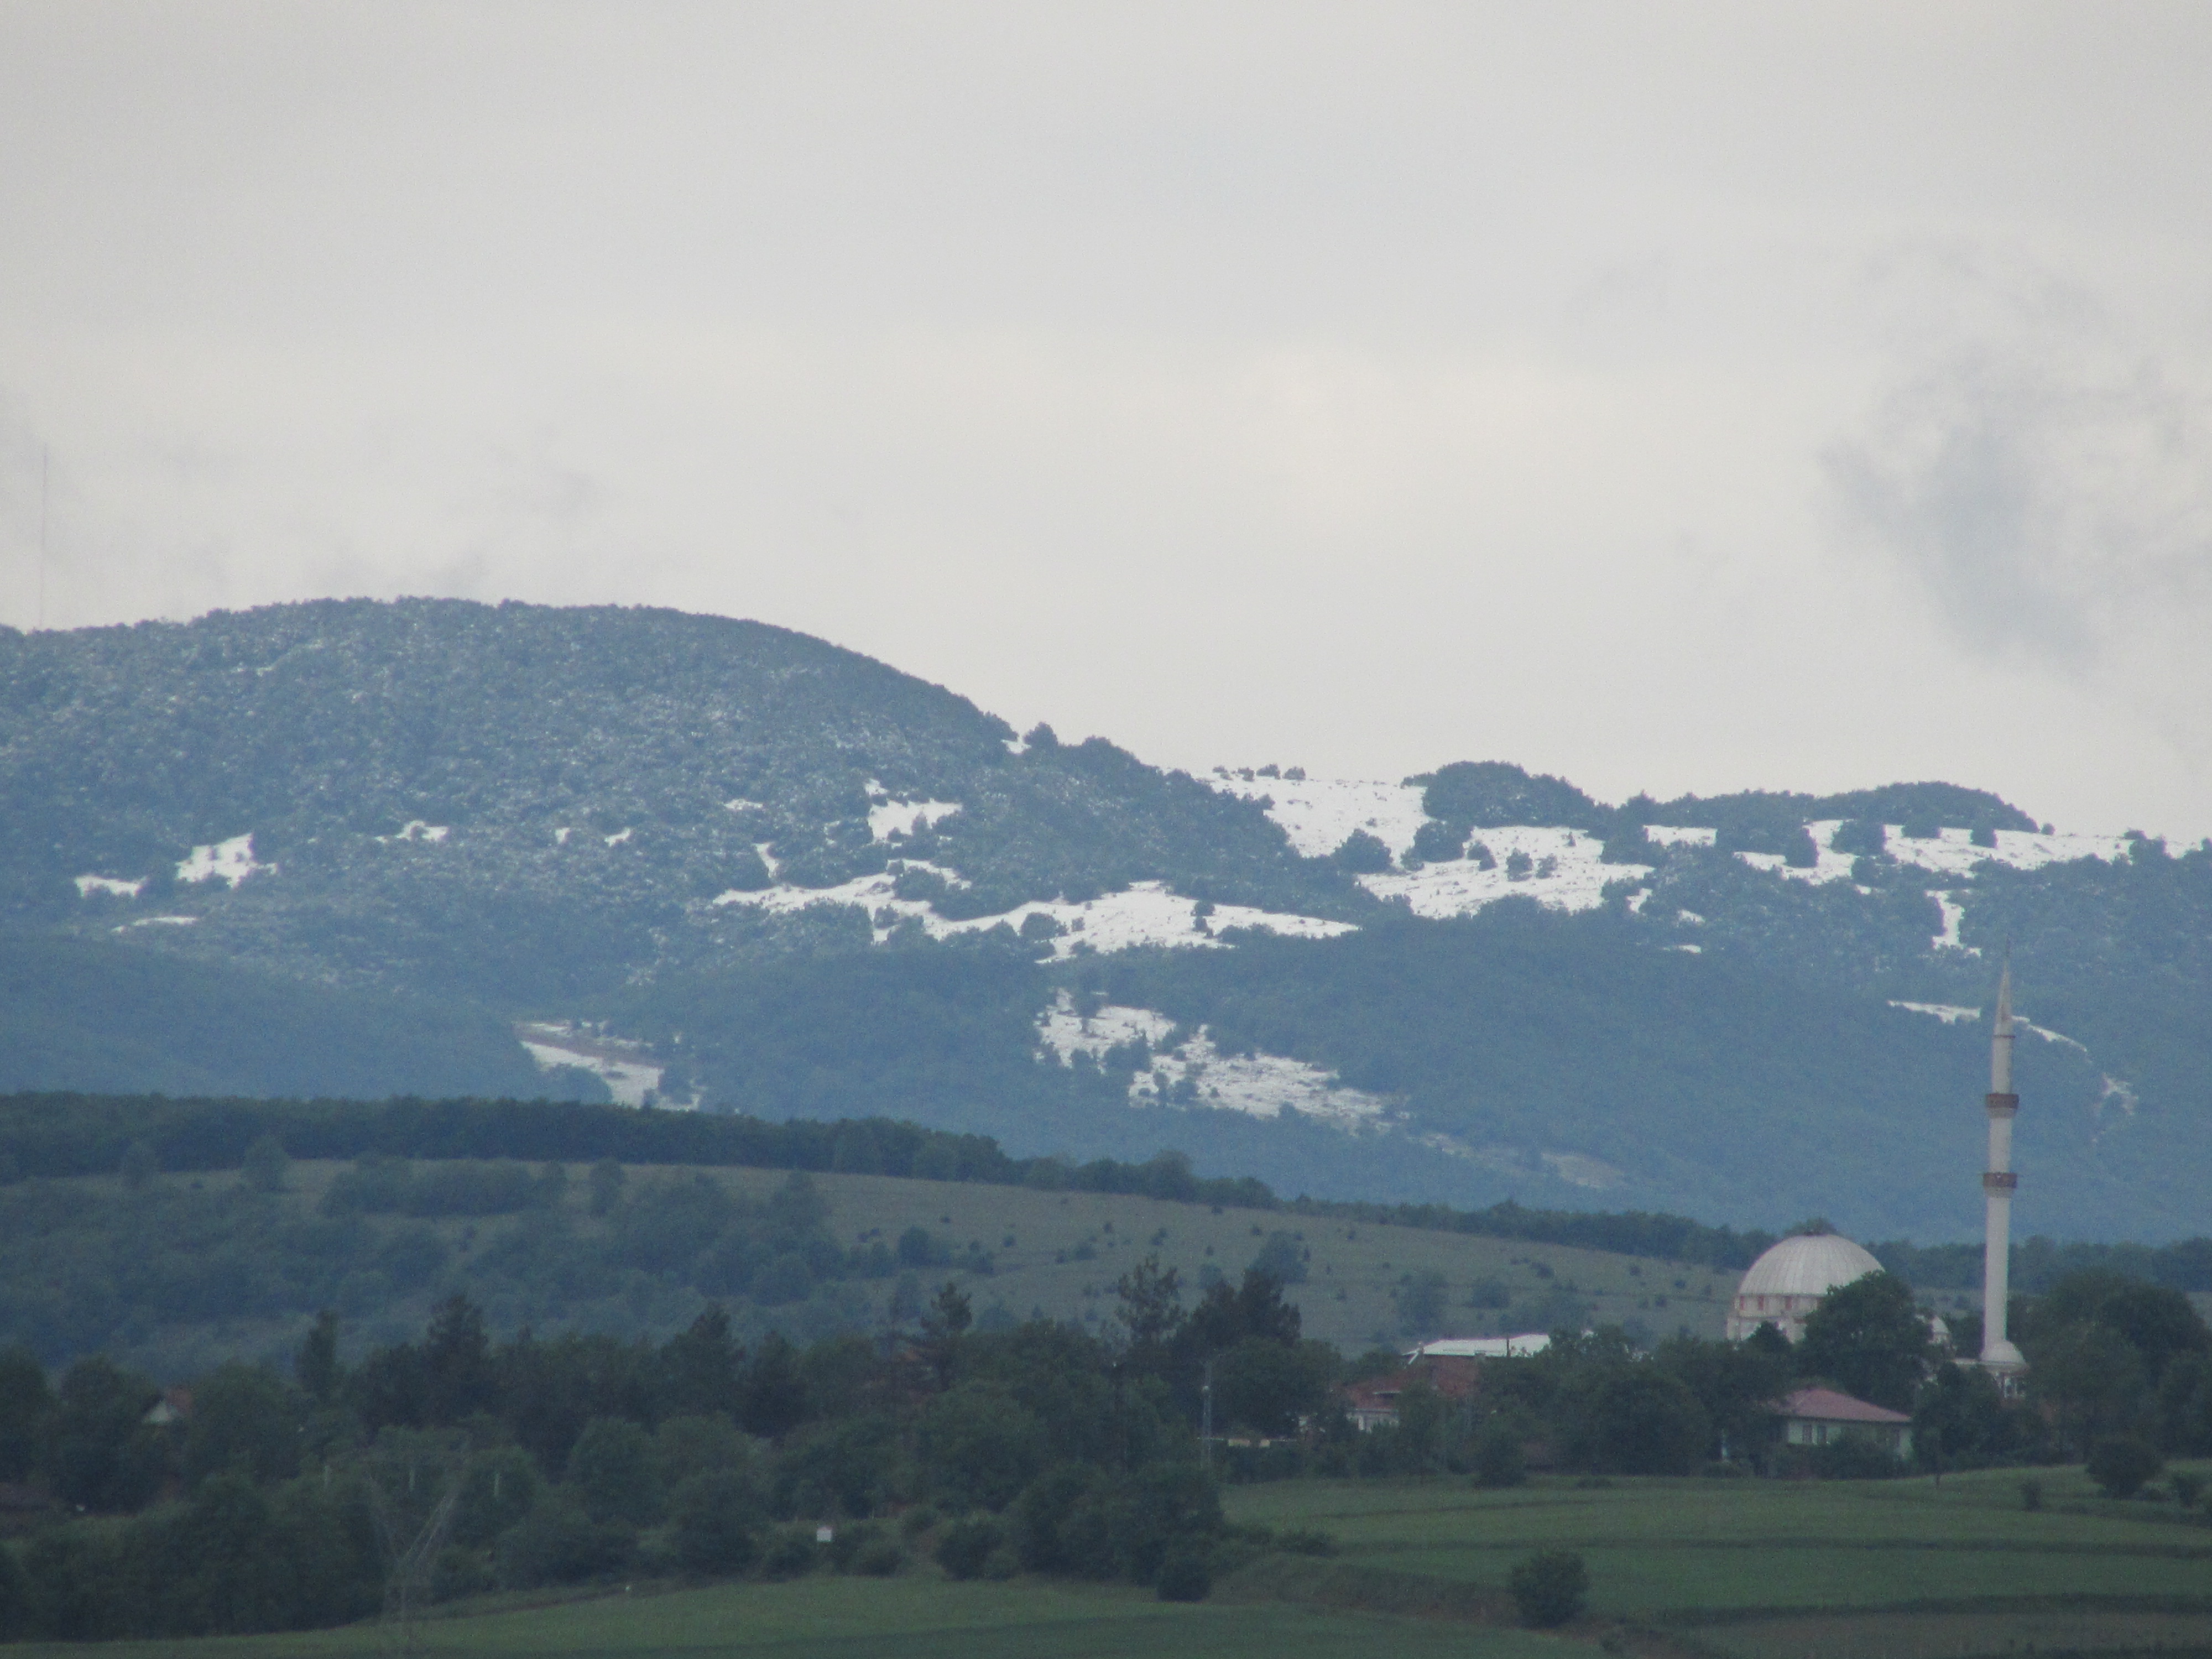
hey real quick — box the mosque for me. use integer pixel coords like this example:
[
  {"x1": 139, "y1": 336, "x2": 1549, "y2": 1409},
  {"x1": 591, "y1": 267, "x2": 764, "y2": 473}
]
[{"x1": 1726, "y1": 964, "x2": 2027, "y2": 1389}]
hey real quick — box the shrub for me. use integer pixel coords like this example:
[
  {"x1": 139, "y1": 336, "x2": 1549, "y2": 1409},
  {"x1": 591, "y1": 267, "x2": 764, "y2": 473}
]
[
  {"x1": 567, "y1": 1417, "x2": 664, "y2": 1527},
  {"x1": 495, "y1": 1490, "x2": 634, "y2": 1589},
  {"x1": 935, "y1": 1515, "x2": 1004, "y2": 1582},
  {"x1": 1154, "y1": 1544, "x2": 1212, "y2": 1602},
  {"x1": 668, "y1": 1470, "x2": 761, "y2": 1576},
  {"x1": 1276, "y1": 1528, "x2": 1336, "y2": 1556},
  {"x1": 1473, "y1": 1421, "x2": 1527, "y2": 1489},
  {"x1": 1808, "y1": 1437, "x2": 1906, "y2": 1480},
  {"x1": 899, "y1": 1504, "x2": 940, "y2": 1538},
  {"x1": 2020, "y1": 1478, "x2": 2043, "y2": 1511},
  {"x1": 852, "y1": 1537, "x2": 905, "y2": 1577},
  {"x1": 2087, "y1": 1436, "x2": 2163, "y2": 1500},
  {"x1": 2173, "y1": 1472, "x2": 2203, "y2": 1510},
  {"x1": 760, "y1": 1526, "x2": 820, "y2": 1580},
  {"x1": 1510, "y1": 1550, "x2": 1588, "y2": 1629},
  {"x1": 825, "y1": 1521, "x2": 883, "y2": 1572}
]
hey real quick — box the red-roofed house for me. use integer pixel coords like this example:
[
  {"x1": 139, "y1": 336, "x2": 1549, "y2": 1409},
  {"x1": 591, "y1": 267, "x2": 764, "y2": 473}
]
[
  {"x1": 1340, "y1": 1353, "x2": 1485, "y2": 1431},
  {"x1": 1778, "y1": 1386, "x2": 1912, "y2": 1459}
]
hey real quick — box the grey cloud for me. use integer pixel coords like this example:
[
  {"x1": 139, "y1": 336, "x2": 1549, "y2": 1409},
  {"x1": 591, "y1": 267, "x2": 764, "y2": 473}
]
[{"x1": 1825, "y1": 268, "x2": 2212, "y2": 676}]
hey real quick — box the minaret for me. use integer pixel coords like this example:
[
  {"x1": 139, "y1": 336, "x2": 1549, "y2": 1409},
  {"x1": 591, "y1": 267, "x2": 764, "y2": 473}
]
[{"x1": 1980, "y1": 960, "x2": 2026, "y2": 1375}]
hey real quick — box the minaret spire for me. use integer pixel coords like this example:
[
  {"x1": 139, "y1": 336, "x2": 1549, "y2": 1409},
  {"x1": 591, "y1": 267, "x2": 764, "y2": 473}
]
[{"x1": 1980, "y1": 949, "x2": 2025, "y2": 1378}]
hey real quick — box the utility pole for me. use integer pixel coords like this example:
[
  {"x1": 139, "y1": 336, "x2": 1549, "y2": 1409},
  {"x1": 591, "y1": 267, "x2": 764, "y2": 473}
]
[{"x1": 1200, "y1": 1354, "x2": 1215, "y2": 1471}]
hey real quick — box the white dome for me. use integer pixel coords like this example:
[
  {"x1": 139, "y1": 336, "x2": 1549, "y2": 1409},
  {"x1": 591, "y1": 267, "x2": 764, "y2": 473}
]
[{"x1": 1738, "y1": 1234, "x2": 1882, "y2": 1301}]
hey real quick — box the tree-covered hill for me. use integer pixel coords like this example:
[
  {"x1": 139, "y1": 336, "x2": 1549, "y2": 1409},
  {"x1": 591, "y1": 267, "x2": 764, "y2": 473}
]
[
  {"x1": 0, "y1": 600, "x2": 1355, "y2": 1004},
  {"x1": 3, "y1": 598, "x2": 2205, "y2": 1243}
]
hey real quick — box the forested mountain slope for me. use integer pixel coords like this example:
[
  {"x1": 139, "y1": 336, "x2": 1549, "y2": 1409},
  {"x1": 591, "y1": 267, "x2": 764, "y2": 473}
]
[{"x1": 3, "y1": 599, "x2": 2204, "y2": 1241}]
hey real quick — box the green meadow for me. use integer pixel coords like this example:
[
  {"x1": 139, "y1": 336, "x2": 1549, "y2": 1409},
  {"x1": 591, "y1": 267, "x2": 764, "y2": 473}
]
[
  {"x1": 1226, "y1": 1461, "x2": 2212, "y2": 1657},
  {"x1": 0, "y1": 1574, "x2": 1593, "y2": 1659},
  {"x1": 16, "y1": 1464, "x2": 2212, "y2": 1658}
]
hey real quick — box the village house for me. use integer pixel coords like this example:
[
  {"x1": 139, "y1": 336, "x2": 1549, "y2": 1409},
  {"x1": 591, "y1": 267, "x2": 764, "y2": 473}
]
[{"x1": 1776, "y1": 1385, "x2": 1913, "y2": 1459}]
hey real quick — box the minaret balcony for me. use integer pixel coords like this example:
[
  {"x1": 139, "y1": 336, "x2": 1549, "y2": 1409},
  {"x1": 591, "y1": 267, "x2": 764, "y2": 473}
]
[
  {"x1": 1984, "y1": 1093, "x2": 2018, "y2": 1115},
  {"x1": 1982, "y1": 1171, "x2": 2018, "y2": 1192}
]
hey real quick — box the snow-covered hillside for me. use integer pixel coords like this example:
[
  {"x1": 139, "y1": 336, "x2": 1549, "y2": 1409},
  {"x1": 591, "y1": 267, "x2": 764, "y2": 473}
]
[
  {"x1": 1363, "y1": 826, "x2": 1640, "y2": 918},
  {"x1": 514, "y1": 1021, "x2": 681, "y2": 1108},
  {"x1": 1034, "y1": 991, "x2": 1389, "y2": 1126},
  {"x1": 1208, "y1": 771, "x2": 1428, "y2": 858},
  {"x1": 715, "y1": 870, "x2": 1354, "y2": 956}
]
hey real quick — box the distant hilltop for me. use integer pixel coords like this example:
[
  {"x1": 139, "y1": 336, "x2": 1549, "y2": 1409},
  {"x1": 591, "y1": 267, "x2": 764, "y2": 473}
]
[{"x1": 3, "y1": 598, "x2": 2206, "y2": 1241}]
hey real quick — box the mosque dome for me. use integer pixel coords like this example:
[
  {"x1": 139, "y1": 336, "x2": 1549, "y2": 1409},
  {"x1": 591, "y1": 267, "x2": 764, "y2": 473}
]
[{"x1": 1726, "y1": 1233, "x2": 1882, "y2": 1343}]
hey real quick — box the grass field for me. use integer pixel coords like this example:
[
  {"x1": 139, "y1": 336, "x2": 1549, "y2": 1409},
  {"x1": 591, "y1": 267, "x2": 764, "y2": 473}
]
[
  {"x1": 12, "y1": 1466, "x2": 2210, "y2": 1657},
  {"x1": 50, "y1": 1156, "x2": 1731, "y2": 1373},
  {"x1": 1225, "y1": 1461, "x2": 2212, "y2": 1657},
  {"x1": 0, "y1": 1573, "x2": 1604, "y2": 1659}
]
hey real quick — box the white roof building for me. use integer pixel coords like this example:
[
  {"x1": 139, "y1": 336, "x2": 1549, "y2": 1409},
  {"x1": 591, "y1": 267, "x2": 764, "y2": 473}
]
[
  {"x1": 1725, "y1": 1233, "x2": 1882, "y2": 1343},
  {"x1": 1402, "y1": 1334, "x2": 1552, "y2": 1361}
]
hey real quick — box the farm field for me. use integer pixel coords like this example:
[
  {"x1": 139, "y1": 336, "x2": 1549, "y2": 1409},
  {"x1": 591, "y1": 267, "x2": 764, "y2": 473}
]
[
  {"x1": 708, "y1": 1163, "x2": 1729, "y2": 1350},
  {"x1": 13, "y1": 1155, "x2": 1731, "y2": 1375},
  {"x1": 1225, "y1": 1462, "x2": 2212, "y2": 1657},
  {"x1": 0, "y1": 1573, "x2": 1601, "y2": 1659}
]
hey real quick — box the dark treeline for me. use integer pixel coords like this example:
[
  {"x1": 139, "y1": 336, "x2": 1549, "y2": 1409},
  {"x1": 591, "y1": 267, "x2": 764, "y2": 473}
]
[
  {"x1": 8, "y1": 1093, "x2": 2212, "y2": 1291},
  {"x1": 0, "y1": 1092, "x2": 1269, "y2": 1210},
  {"x1": 1872, "y1": 1234, "x2": 2212, "y2": 1297},
  {"x1": 5, "y1": 1255, "x2": 2212, "y2": 1642},
  {"x1": 0, "y1": 1262, "x2": 1337, "y2": 1643},
  {"x1": 1284, "y1": 1196, "x2": 1779, "y2": 1271}
]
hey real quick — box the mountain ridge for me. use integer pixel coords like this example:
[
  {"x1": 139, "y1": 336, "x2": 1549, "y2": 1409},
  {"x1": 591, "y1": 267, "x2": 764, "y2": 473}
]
[{"x1": 3, "y1": 597, "x2": 2205, "y2": 1241}]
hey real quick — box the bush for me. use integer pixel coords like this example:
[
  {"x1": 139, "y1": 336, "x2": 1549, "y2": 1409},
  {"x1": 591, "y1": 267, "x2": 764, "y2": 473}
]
[
  {"x1": 935, "y1": 1515, "x2": 1004, "y2": 1582},
  {"x1": 1510, "y1": 1549, "x2": 1588, "y2": 1629},
  {"x1": 1276, "y1": 1528, "x2": 1336, "y2": 1556},
  {"x1": 2087, "y1": 1436, "x2": 2163, "y2": 1500},
  {"x1": 2020, "y1": 1478, "x2": 2043, "y2": 1511},
  {"x1": 1329, "y1": 830, "x2": 1393, "y2": 874},
  {"x1": 495, "y1": 1490, "x2": 634, "y2": 1589},
  {"x1": 1473, "y1": 1421, "x2": 1527, "y2": 1489},
  {"x1": 1154, "y1": 1544, "x2": 1212, "y2": 1602},
  {"x1": 1807, "y1": 1437, "x2": 1906, "y2": 1480},
  {"x1": 825, "y1": 1521, "x2": 884, "y2": 1572},
  {"x1": 668, "y1": 1470, "x2": 761, "y2": 1576},
  {"x1": 851, "y1": 1537, "x2": 905, "y2": 1577},
  {"x1": 2173, "y1": 1472, "x2": 2203, "y2": 1510},
  {"x1": 899, "y1": 1504, "x2": 940, "y2": 1538},
  {"x1": 760, "y1": 1526, "x2": 821, "y2": 1580}
]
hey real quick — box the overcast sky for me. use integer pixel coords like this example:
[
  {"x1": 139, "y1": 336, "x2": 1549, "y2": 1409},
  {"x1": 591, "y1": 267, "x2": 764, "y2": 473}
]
[{"x1": 4, "y1": 3, "x2": 2209, "y2": 836}]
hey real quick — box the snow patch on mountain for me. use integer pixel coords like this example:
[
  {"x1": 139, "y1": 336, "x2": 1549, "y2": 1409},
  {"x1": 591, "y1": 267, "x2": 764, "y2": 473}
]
[
  {"x1": 1132, "y1": 1031, "x2": 1390, "y2": 1127},
  {"x1": 1884, "y1": 824, "x2": 2131, "y2": 876},
  {"x1": 515, "y1": 1021, "x2": 682, "y2": 1108},
  {"x1": 1417, "y1": 1131, "x2": 1627, "y2": 1191},
  {"x1": 176, "y1": 834, "x2": 272, "y2": 888},
  {"x1": 2016, "y1": 1017, "x2": 2089, "y2": 1055},
  {"x1": 714, "y1": 873, "x2": 1353, "y2": 956},
  {"x1": 379, "y1": 821, "x2": 449, "y2": 844},
  {"x1": 1036, "y1": 993, "x2": 1389, "y2": 1128},
  {"x1": 1645, "y1": 825, "x2": 1717, "y2": 848},
  {"x1": 1036, "y1": 995, "x2": 1179, "y2": 1059},
  {"x1": 75, "y1": 874, "x2": 145, "y2": 898},
  {"x1": 868, "y1": 797, "x2": 963, "y2": 841},
  {"x1": 1929, "y1": 891, "x2": 1977, "y2": 953},
  {"x1": 1891, "y1": 1000, "x2": 1982, "y2": 1024},
  {"x1": 1362, "y1": 827, "x2": 1642, "y2": 918},
  {"x1": 1209, "y1": 773, "x2": 1428, "y2": 859}
]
